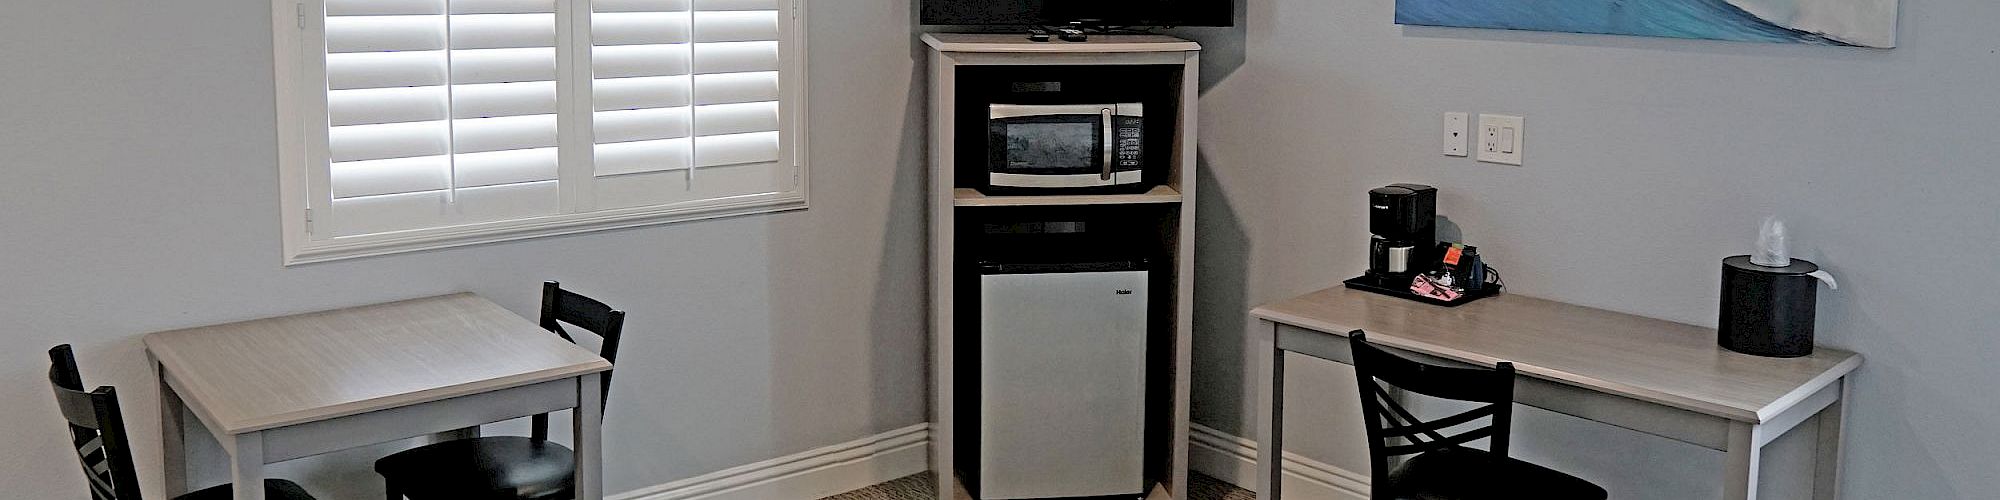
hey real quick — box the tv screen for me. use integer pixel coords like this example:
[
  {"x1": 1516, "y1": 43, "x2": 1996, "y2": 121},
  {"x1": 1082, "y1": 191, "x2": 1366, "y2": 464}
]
[{"x1": 922, "y1": 0, "x2": 1233, "y2": 27}]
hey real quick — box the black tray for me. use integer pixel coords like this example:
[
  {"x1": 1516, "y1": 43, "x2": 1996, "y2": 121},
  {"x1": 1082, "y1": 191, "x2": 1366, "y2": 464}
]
[{"x1": 1343, "y1": 275, "x2": 1501, "y2": 307}]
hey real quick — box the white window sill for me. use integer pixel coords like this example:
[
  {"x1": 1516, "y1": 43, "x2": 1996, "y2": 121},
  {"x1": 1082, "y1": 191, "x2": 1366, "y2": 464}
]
[{"x1": 285, "y1": 193, "x2": 805, "y2": 265}]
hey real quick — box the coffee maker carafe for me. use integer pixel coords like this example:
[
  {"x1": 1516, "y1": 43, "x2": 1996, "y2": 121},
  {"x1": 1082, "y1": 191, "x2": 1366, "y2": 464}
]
[{"x1": 1366, "y1": 184, "x2": 1437, "y2": 279}]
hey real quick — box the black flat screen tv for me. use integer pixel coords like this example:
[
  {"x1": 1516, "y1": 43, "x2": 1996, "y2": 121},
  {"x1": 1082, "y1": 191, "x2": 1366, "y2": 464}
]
[{"x1": 922, "y1": 0, "x2": 1233, "y2": 27}]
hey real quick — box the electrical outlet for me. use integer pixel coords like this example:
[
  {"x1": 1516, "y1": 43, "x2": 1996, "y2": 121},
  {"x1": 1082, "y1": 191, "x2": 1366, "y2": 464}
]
[
  {"x1": 1477, "y1": 114, "x2": 1523, "y2": 165},
  {"x1": 1443, "y1": 112, "x2": 1468, "y2": 157}
]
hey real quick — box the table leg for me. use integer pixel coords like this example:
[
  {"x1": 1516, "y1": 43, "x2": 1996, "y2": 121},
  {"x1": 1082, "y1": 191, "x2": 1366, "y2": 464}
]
[
  {"x1": 1812, "y1": 379, "x2": 1850, "y2": 500},
  {"x1": 232, "y1": 431, "x2": 266, "y2": 500},
  {"x1": 1723, "y1": 422, "x2": 1762, "y2": 500},
  {"x1": 574, "y1": 373, "x2": 604, "y2": 500},
  {"x1": 158, "y1": 363, "x2": 188, "y2": 497},
  {"x1": 1255, "y1": 322, "x2": 1285, "y2": 500}
]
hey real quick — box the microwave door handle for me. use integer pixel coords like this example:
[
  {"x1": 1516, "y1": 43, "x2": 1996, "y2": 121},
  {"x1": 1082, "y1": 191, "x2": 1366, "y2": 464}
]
[{"x1": 1101, "y1": 108, "x2": 1114, "y2": 181}]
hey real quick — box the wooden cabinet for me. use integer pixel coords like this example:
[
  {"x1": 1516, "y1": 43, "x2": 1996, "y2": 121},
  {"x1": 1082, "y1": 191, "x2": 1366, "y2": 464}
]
[{"x1": 923, "y1": 33, "x2": 1200, "y2": 500}]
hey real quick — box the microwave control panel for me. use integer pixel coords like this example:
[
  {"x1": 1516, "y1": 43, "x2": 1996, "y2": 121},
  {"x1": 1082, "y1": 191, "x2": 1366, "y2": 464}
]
[{"x1": 1116, "y1": 117, "x2": 1145, "y2": 168}]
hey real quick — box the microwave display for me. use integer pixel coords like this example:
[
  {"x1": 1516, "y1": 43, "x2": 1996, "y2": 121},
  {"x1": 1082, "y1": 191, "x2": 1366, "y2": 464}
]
[{"x1": 988, "y1": 103, "x2": 1145, "y2": 191}]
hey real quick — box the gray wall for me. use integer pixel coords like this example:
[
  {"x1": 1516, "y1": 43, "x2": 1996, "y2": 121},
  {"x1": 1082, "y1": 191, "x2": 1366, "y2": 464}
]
[
  {"x1": 0, "y1": 2, "x2": 927, "y2": 499},
  {"x1": 1177, "y1": 0, "x2": 2000, "y2": 498}
]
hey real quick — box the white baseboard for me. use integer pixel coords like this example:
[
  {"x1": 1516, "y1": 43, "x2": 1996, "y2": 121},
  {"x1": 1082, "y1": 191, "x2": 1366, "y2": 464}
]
[
  {"x1": 1187, "y1": 423, "x2": 1371, "y2": 500},
  {"x1": 611, "y1": 423, "x2": 931, "y2": 500},
  {"x1": 606, "y1": 421, "x2": 1354, "y2": 500}
]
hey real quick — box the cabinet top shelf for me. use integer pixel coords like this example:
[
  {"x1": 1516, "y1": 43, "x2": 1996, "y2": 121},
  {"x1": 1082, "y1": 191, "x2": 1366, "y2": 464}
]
[
  {"x1": 954, "y1": 186, "x2": 1182, "y2": 207},
  {"x1": 922, "y1": 33, "x2": 1202, "y2": 54}
]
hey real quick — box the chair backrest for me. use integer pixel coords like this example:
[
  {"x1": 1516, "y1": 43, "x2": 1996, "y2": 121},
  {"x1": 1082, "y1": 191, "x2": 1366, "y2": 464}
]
[
  {"x1": 48, "y1": 345, "x2": 145, "y2": 500},
  {"x1": 531, "y1": 281, "x2": 627, "y2": 441},
  {"x1": 1348, "y1": 331, "x2": 1516, "y2": 490}
]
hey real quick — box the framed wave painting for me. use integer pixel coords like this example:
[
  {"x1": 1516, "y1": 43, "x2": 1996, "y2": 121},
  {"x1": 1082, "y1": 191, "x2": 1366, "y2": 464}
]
[{"x1": 1395, "y1": 0, "x2": 1898, "y2": 48}]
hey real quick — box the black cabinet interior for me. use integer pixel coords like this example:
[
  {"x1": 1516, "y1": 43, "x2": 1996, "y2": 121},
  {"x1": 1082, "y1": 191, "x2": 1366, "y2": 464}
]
[
  {"x1": 953, "y1": 65, "x2": 1185, "y2": 192},
  {"x1": 950, "y1": 204, "x2": 1179, "y2": 496}
]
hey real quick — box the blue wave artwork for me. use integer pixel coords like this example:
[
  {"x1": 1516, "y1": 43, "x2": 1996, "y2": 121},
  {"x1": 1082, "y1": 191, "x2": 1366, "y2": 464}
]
[{"x1": 1395, "y1": 0, "x2": 1899, "y2": 48}]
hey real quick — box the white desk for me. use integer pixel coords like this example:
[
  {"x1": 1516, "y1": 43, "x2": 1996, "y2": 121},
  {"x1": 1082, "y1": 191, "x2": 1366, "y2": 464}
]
[
  {"x1": 1251, "y1": 287, "x2": 1861, "y2": 500},
  {"x1": 144, "y1": 293, "x2": 613, "y2": 500}
]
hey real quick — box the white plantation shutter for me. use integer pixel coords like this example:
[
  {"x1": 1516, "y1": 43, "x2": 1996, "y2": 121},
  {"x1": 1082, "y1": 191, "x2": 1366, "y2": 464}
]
[
  {"x1": 297, "y1": 0, "x2": 801, "y2": 248},
  {"x1": 320, "y1": 0, "x2": 563, "y2": 237},
  {"x1": 589, "y1": 0, "x2": 790, "y2": 210}
]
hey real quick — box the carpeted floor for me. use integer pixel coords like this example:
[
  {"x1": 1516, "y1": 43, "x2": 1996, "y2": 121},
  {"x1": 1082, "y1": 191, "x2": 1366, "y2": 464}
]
[
  {"x1": 1183, "y1": 473, "x2": 1258, "y2": 500},
  {"x1": 819, "y1": 472, "x2": 1253, "y2": 500}
]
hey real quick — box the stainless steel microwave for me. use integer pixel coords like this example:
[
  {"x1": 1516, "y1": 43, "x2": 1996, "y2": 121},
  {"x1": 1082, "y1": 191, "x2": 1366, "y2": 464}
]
[{"x1": 988, "y1": 103, "x2": 1145, "y2": 190}]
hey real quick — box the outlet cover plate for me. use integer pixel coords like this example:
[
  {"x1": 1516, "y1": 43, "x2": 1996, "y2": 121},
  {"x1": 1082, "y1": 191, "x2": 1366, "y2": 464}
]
[
  {"x1": 1478, "y1": 114, "x2": 1524, "y2": 165},
  {"x1": 1444, "y1": 112, "x2": 1469, "y2": 157}
]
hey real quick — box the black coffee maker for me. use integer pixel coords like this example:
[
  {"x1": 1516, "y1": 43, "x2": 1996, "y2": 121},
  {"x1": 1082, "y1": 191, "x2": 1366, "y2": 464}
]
[
  {"x1": 1346, "y1": 184, "x2": 1499, "y2": 306},
  {"x1": 1366, "y1": 184, "x2": 1437, "y2": 280}
]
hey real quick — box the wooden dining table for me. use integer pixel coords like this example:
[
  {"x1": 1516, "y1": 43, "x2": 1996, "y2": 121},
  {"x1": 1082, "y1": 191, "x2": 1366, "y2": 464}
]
[{"x1": 144, "y1": 293, "x2": 613, "y2": 500}]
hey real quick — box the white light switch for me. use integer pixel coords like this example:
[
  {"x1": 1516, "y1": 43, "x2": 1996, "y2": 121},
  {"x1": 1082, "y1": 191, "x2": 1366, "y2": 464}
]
[
  {"x1": 1477, "y1": 114, "x2": 1523, "y2": 165},
  {"x1": 1443, "y1": 112, "x2": 1468, "y2": 157}
]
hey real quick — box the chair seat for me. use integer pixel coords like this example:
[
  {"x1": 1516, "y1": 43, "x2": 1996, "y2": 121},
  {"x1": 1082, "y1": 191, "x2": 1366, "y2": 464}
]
[
  {"x1": 376, "y1": 436, "x2": 576, "y2": 500},
  {"x1": 177, "y1": 479, "x2": 318, "y2": 500},
  {"x1": 1383, "y1": 447, "x2": 1607, "y2": 500}
]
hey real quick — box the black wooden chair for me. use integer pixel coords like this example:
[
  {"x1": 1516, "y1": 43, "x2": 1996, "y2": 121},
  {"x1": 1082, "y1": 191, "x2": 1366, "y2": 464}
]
[
  {"x1": 375, "y1": 281, "x2": 627, "y2": 500},
  {"x1": 1348, "y1": 332, "x2": 1607, "y2": 500},
  {"x1": 47, "y1": 345, "x2": 318, "y2": 500}
]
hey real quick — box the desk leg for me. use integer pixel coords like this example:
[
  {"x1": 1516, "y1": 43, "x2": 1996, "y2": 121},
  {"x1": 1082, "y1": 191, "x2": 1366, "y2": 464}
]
[
  {"x1": 158, "y1": 363, "x2": 188, "y2": 497},
  {"x1": 231, "y1": 431, "x2": 266, "y2": 500},
  {"x1": 574, "y1": 373, "x2": 604, "y2": 500},
  {"x1": 1723, "y1": 422, "x2": 1763, "y2": 500},
  {"x1": 1255, "y1": 322, "x2": 1285, "y2": 500},
  {"x1": 1812, "y1": 379, "x2": 1850, "y2": 500}
]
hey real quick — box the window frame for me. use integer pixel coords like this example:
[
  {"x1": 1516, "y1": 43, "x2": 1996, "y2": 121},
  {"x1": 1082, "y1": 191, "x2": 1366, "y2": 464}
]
[{"x1": 274, "y1": 0, "x2": 809, "y2": 265}]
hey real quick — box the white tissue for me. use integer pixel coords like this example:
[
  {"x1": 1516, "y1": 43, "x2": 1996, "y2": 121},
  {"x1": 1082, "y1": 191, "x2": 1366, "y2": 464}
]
[{"x1": 1751, "y1": 216, "x2": 1791, "y2": 268}]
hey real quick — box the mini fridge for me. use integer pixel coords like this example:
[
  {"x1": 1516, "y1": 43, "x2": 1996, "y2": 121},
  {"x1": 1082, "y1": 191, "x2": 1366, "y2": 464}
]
[{"x1": 975, "y1": 259, "x2": 1149, "y2": 499}]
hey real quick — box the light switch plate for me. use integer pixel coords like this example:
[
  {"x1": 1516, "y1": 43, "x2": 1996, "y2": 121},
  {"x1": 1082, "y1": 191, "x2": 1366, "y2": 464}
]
[
  {"x1": 1443, "y1": 112, "x2": 1469, "y2": 157},
  {"x1": 1477, "y1": 114, "x2": 1524, "y2": 165}
]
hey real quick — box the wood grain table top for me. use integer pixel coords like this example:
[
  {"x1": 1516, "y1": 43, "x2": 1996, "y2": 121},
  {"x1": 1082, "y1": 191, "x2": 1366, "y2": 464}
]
[
  {"x1": 1252, "y1": 287, "x2": 1861, "y2": 423},
  {"x1": 144, "y1": 293, "x2": 611, "y2": 434}
]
